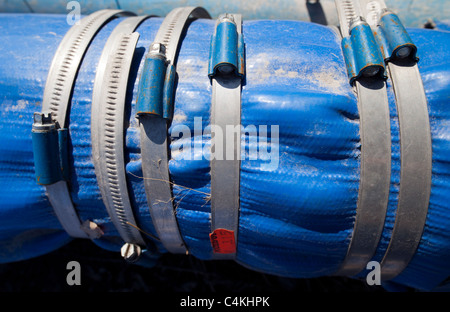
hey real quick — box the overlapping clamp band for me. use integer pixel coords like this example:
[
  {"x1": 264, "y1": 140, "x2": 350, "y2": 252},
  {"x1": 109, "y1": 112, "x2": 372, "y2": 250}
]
[
  {"x1": 339, "y1": 6, "x2": 387, "y2": 84},
  {"x1": 91, "y1": 15, "x2": 151, "y2": 261},
  {"x1": 334, "y1": 0, "x2": 391, "y2": 277},
  {"x1": 136, "y1": 7, "x2": 211, "y2": 254},
  {"x1": 208, "y1": 14, "x2": 245, "y2": 260},
  {"x1": 32, "y1": 9, "x2": 132, "y2": 239},
  {"x1": 360, "y1": 0, "x2": 432, "y2": 281}
]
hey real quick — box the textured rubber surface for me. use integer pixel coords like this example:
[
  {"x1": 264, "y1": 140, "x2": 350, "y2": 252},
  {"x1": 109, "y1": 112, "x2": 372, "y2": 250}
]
[{"x1": 0, "y1": 14, "x2": 449, "y2": 291}]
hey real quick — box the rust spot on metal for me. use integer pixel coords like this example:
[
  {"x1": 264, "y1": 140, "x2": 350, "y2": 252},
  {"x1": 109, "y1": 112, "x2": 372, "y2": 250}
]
[{"x1": 390, "y1": 16, "x2": 399, "y2": 26}]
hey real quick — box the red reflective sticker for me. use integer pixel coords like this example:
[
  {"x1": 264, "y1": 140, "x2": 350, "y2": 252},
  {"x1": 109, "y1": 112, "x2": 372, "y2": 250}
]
[{"x1": 209, "y1": 228, "x2": 236, "y2": 254}]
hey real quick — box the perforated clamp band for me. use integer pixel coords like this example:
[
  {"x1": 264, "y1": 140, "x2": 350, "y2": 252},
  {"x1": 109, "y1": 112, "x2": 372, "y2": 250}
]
[
  {"x1": 136, "y1": 7, "x2": 211, "y2": 254},
  {"x1": 33, "y1": 9, "x2": 132, "y2": 239},
  {"x1": 208, "y1": 14, "x2": 245, "y2": 259},
  {"x1": 334, "y1": 0, "x2": 392, "y2": 277},
  {"x1": 91, "y1": 15, "x2": 151, "y2": 253},
  {"x1": 360, "y1": 0, "x2": 432, "y2": 280}
]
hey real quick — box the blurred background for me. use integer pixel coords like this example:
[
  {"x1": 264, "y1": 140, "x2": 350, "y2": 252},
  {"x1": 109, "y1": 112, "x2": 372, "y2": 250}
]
[
  {"x1": 0, "y1": 0, "x2": 448, "y2": 27},
  {"x1": 0, "y1": 239, "x2": 389, "y2": 292}
]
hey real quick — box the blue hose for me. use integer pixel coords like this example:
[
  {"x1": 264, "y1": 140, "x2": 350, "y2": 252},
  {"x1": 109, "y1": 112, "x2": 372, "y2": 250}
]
[{"x1": 0, "y1": 13, "x2": 449, "y2": 291}]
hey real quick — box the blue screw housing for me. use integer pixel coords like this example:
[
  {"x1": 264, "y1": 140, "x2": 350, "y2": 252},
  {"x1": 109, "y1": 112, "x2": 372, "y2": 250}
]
[
  {"x1": 208, "y1": 19, "x2": 245, "y2": 78},
  {"x1": 374, "y1": 12, "x2": 418, "y2": 62},
  {"x1": 136, "y1": 53, "x2": 176, "y2": 120},
  {"x1": 342, "y1": 22, "x2": 387, "y2": 85},
  {"x1": 32, "y1": 113, "x2": 68, "y2": 185}
]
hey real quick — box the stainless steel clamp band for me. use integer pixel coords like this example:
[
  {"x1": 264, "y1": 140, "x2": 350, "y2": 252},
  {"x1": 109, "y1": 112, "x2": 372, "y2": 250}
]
[
  {"x1": 136, "y1": 7, "x2": 211, "y2": 254},
  {"x1": 360, "y1": 0, "x2": 432, "y2": 280},
  {"x1": 208, "y1": 14, "x2": 245, "y2": 259},
  {"x1": 32, "y1": 9, "x2": 131, "y2": 239},
  {"x1": 334, "y1": 0, "x2": 391, "y2": 276},
  {"x1": 91, "y1": 15, "x2": 151, "y2": 253}
]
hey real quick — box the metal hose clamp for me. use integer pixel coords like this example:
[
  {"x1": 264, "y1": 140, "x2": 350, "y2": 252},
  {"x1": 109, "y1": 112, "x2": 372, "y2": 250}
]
[
  {"x1": 360, "y1": 0, "x2": 432, "y2": 281},
  {"x1": 33, "y1": 9, "x2": 133, "y2": 239},
  {"x1": 334, "y1": 0, "x2": 391, "y2": 277},
  {"x1": 208, "y1": 13, "x2": 245, "y2": 260},
  {"x1": 91, "y1": 15, "x2": 152, "y2": 260},
  {"x1": 136, "y1": 7, "x2": 211, "y2": 254}
]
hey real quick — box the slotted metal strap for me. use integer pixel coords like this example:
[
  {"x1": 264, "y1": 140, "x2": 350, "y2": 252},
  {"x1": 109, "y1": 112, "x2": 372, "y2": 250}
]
[
  {"x1": 153, "y1": 7, "x2": 211, "y2": 63},
  {"x1": 209, "y1": 14, "x2": 244, "y2": 260},
  {"x1": 43, "y1": 9, "x2": 131, "y2": 128},
  {"x1": 139, "y1": 7, "x2": 211, "y2": 254},
  {"x1": 334, "y1": 0, "x2": 391, "y2": 276},
  {"x1": 91, "y1": 15, "x2": 150, "y2": 247},
  {"x1": 41, "y1": 9, "x2": 131, "y2": 238},
  {"x1": 360, "y1": 0, "x2": 432, "y2": 280}
]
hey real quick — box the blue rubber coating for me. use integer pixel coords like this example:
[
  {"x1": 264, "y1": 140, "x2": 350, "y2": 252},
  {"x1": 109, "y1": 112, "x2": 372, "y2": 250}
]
[
  {"x1": 0, "y1": 14, "x2": 449, "y2": 290},
  {"x1": 375, "y1": 13, "x2": 418, "y2": 62},
  {"x1": 32, "y1": 127, "x2": 62, "y2": 185},
  {"x1": 163, "y1": 63, "x2": 176, "y2": 119},
  {"x1": 238, "y1": 32, "x2": 245, "y2": 75},
  {"x1": 208, "y1": 21, "x2": 242, "y2": 78},
  {"x1": 58, "y1": 128, "x2": 70, "y2": 181},
  {"x1": 135, "y1": 54, "x2": 167, "y2": 117},
  {"x1": 342, "y1": 23, "x2": 386, "y2": 84}
]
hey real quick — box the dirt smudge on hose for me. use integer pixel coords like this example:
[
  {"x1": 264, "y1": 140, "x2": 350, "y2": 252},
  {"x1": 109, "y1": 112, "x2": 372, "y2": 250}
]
[
  {"x1": 249, "y1": 53, "x2": 348, "y2": 95},
  {"x1": 310, "y1": 66, "x2": 348, "y2": 95}
]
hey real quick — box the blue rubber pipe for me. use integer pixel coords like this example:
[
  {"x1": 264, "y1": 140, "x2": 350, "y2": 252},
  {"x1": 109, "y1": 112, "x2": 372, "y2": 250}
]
[{"x1": 0, "y1": 12, "x2": 449, "y2": 291}]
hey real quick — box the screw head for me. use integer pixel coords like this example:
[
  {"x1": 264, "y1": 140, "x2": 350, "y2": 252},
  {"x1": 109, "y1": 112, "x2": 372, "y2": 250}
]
[
  {"x1": 32, "y1": 112, "x2": 56, "y2": 131},
  {"x1": 34, "y1": 113, "x2": 43, "y2": 124},
  {"x1": 218, "y1": 13, "x2": 235, "y2": 24},
  {"x1": 121, "y1": 243, "x2": 142, "y2": 263},
  {"x1": 217, "y1": 64, "x2": 235, "y2": 75},
  {"x1": 362, "y1": 66, "x2": 380, "y2": 78},
  {"x1": 149, "y1": 42, "x2": 166, "y2": 57},
  {"x1": 33, "y1": 112, "x2": 53, "y2": 125},
  {"x1": 396, "y1": 46, "x2": 412, "y2": 59}
]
